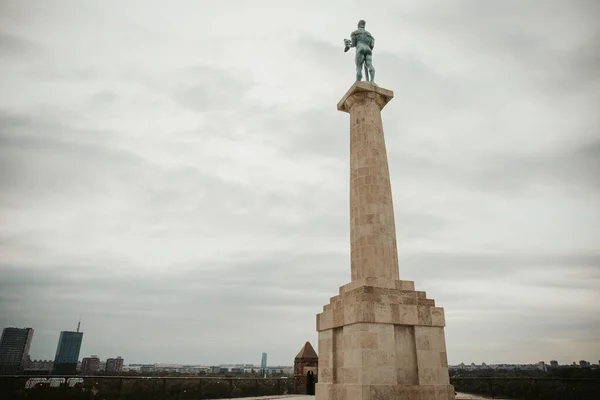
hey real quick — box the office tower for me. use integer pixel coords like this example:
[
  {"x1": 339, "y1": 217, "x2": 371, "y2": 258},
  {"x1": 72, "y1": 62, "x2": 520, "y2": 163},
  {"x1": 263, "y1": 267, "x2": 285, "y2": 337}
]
[
  {"x1": 261, "y1": 352, "x2": 267, "y2": 370},
  {"x1": 0, "y1": 327, "x2": 34, "y2": 374},
  {"x1": 105, "y1": 357, "x2": 124, "y2": 373},
  {"x1": 52, "y1": 323, "x2": 83, "y2": 375}
]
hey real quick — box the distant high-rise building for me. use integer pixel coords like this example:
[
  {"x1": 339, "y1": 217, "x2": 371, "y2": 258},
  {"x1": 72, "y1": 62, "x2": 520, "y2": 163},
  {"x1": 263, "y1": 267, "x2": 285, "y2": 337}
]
[
  {"x1": 52, "y1": 323, "x2": 83, "y2": 375},
  {"x1": 261, "y1": 352, "x2": 268, "y2": 370},
  {"x1": 550, "y1": 360, "x2": 559, "y2": 368},
  {"x1": 105, "y1": 357, "x2": 124, "y2": 373},
  {"x1": 81, "y1": 355, "x2": 100, "y2": 374},
  {"x1": 0, "y1": 327, "x2": 34, "y2": 374}
]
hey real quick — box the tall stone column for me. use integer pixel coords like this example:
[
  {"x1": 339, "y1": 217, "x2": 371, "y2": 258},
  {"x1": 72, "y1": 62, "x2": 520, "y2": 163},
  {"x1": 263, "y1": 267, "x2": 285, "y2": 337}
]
[
  {"x1": 344, "y1": 83, "x2": 399, "y2": 282},
  {"x1": 316, "y1": 82, "x2": 455, "y2": 400}
]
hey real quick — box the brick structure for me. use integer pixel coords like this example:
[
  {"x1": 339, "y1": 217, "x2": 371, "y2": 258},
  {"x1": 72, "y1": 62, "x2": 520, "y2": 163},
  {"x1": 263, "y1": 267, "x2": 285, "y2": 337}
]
[
  {"x1": 105, "y1": 357, "x2": 124, "y2": 373},
  {"x1": 293, "y1": 341, "x2": 318, "y2": 394},
  {"x1": 315, "y1": 82, "x2": 454, "y2": 400},
  {"x1": 81, "y1": 355, "x2": 100, "y2": 374}
]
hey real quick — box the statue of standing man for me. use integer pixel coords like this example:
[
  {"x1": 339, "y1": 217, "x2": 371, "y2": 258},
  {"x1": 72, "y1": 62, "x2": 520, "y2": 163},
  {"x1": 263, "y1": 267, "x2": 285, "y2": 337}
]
[{"x1": 344, "y1": 20, "x2": 375, "y2": 83}]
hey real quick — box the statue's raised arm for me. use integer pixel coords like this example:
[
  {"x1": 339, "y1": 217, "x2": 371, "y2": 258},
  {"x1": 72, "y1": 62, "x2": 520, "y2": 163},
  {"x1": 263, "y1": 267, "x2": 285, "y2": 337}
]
[
  {"x1": 343, "y1": 38, "x2": 352, "y2": 52},
  {"x1": 343, "y1": 20, "x2": 376, "y2": 83}
]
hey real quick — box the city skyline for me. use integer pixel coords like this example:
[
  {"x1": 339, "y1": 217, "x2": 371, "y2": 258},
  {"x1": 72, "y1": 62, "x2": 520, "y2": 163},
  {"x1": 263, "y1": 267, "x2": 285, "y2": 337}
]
[
  {"x1": 1, "y1": 0, "x2": 599, "y2": 366},
  {"x1": 2, "y1": 323, "x2": 597, "y2": 368}
]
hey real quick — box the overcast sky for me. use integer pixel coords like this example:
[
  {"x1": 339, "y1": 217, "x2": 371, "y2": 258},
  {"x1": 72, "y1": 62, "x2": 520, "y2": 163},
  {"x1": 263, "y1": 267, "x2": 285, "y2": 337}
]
[{"x1": 1, "y1": 0, "x2": 599, "y2": 367}]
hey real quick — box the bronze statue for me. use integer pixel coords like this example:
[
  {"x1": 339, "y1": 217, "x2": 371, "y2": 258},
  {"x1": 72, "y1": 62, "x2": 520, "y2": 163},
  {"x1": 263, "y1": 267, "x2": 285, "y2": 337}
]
[{"x1": 344, "y1": 20, "x2": 375, "y2": 83}]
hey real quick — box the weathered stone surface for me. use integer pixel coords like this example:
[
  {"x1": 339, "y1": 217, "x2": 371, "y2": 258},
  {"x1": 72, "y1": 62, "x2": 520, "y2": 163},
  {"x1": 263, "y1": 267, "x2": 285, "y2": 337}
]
[
  {"x1": 316, "y1": 282, "x2": 453, "y2": 398},
  {"x1": 317, "y1": 284, "x2": 445, "y2": 331},
  {"x1": 316, "y1": 82, "x2": 454, "y2": 399},
  {"x1": 342, "y1": 82, "x2": 399, "y2": 283},
  {"x1": 337, "y1": 82, "x2": 393, "y2": 112}
]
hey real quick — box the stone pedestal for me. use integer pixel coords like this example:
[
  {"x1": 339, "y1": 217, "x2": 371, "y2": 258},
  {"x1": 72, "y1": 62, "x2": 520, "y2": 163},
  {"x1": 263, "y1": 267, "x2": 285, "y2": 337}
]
[{"x1": 315, "y1": 82, "x2": 454, "y2": 400}]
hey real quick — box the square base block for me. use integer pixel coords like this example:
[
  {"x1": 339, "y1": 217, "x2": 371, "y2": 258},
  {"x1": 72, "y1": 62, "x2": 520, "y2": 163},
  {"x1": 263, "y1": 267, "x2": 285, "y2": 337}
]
[{"x1": 316, "y1": 279, "x2": 454, "y2": 400}]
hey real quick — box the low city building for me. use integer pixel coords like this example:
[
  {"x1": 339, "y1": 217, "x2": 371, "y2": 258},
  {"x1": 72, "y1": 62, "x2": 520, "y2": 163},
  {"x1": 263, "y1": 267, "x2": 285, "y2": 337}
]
[
  {"x1": 23, "y1": 359, "x2": 53, "y2": 375},
  {"x1": 81, "y1": 355, "x2": 100, "y2": 374},
  {"x1": 105, "y1": 357, "x2": 124, "y2": 373}
]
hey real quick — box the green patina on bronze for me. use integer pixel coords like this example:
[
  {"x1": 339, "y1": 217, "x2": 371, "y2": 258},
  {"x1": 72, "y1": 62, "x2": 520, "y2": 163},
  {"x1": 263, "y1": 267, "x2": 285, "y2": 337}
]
[{"x1": 344, "y1": 20, "x2": 375, "y2": 83}]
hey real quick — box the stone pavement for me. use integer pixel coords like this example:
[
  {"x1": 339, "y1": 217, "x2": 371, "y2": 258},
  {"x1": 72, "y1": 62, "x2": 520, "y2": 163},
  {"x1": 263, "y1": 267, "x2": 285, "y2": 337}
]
[
  {"x1": 215, "y1": 396, "x2": 488, "y2": 400},
  {"x1": 215, "y1": 396, "x2": 313, "y2": 400}
]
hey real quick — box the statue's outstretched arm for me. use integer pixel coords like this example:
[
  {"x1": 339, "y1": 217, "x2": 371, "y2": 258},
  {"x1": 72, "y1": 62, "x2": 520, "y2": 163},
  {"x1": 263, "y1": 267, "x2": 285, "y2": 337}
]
[
  {"x1": 344, "y1": 38, "x2": 352, "y2": 52},
  {"x1": 344, "y1": 32, "x2": 357, "y2": 52}
]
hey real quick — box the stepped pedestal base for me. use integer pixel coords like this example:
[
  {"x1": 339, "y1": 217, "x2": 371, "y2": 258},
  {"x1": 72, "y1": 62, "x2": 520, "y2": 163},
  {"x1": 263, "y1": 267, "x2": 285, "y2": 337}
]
[{"x1": 316, "y1": 278, "x2": 455, "y2": 400}]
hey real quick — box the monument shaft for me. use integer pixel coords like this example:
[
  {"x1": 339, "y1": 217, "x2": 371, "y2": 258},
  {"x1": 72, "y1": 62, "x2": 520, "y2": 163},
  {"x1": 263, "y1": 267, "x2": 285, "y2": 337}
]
[
  {"x1": 345, "y1": 87, "x2": 399, "y2": 282},
  {"x1": 316, "y1": 82, "x2": 454, "y2": 400}
]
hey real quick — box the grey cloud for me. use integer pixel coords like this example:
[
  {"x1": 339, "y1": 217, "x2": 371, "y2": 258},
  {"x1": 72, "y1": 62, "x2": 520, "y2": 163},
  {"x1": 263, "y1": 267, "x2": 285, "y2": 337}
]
[
  {"x1": 294, "y1": 36, "x2": 350, "y2": 83},
  {"x1": 476, "y1": 138, "x2": 600, "y2": 193},
  {"x1": 403, "y1": 1, "x2": 600, "y2": 95},
  {"x1": 1, "y1": 0, "x2": 598, "y2": 366},
  {"x1": 89, "y1": 90, "x2": 120, "y2": 106},
  {"x1": 532, "y1": 270, "x2": 600, "y2": 291},
  {"x1": 22, "y1": 66, "x2": 104, "y2": 83},
  {"x1": 0, "y1": 31, "x2": 35, "y2": 55},
  {"x1": 0, "y1": 111, "x2": 148, "y2": 203},
  {"x1": 401, "y1": 251, "x2": 600, "y2": 275},
  {"x1": 386, "y1": 137, "x2": 600, "y2": 197},
  {"x1": 171, "y1": 66, "x2": 255, "y2": 112},
  {"x1": 0, "y1": 111, "x2": 121, "y2": 150},
  {"x1": 1, "y1": 121, "x2": 352, "y2": 263}
]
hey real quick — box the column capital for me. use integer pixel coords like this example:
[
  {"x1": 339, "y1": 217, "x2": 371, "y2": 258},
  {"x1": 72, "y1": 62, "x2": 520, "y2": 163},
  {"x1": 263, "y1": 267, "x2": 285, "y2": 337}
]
[{"x1": 337, "y1": 81, "x2": 394, "y2": 113}]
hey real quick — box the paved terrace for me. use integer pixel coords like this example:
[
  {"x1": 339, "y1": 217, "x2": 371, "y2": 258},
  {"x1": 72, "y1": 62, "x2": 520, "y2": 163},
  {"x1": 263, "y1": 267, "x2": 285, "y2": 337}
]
[{"x1": 214, "y1": 395, "x2": 492, "y2": 400}]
